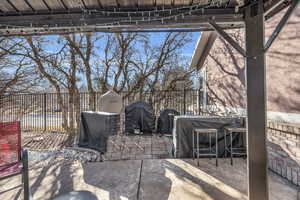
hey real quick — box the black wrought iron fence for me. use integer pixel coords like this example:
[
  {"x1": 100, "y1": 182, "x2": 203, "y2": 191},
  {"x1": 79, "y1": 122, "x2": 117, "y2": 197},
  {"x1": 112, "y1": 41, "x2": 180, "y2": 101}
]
[{"x1": 0, "y1": 89, "x2": 204, "y2": 132}]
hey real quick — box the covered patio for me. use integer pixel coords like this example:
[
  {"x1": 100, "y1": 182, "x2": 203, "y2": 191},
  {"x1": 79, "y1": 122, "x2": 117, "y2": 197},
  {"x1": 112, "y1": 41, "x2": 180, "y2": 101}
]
[{"x1": 0, "y1": 0, "x2": 299, "y2": 199}]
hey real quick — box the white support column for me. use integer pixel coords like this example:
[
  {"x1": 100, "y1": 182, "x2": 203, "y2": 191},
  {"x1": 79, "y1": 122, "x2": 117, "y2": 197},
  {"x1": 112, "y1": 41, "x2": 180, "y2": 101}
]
[{"x1": 245, "y1": 1, "x2": 269, "y2": 200}]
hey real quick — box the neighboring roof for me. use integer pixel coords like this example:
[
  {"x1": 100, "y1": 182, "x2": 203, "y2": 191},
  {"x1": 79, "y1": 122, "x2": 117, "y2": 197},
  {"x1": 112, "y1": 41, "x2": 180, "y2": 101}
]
[{"x1": 190, "y1": 31, "x2": 217, "y2": 70}]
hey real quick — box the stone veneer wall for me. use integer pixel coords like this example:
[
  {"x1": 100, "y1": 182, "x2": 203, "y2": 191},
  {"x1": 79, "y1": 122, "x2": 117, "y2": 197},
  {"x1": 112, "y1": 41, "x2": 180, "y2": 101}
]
[{"x1": 267, "y1": 121, "x2": 300, "y2": 186}]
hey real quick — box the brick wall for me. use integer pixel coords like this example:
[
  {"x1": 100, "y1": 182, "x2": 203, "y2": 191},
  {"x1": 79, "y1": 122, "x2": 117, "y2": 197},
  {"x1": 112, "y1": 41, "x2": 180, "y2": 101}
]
[
  {"x1": 205, "y1": 7, "x2": 300, "y2": 114},
  {"x1": 267, "y1": 121, "x2": 300, "y2": 185}
]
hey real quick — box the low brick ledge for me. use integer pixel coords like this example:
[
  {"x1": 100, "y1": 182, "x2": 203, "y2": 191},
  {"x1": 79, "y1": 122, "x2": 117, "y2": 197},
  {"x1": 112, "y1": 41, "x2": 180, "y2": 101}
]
[{"x1": 267, "y1": 120, "x2": 300, "y2": 186}]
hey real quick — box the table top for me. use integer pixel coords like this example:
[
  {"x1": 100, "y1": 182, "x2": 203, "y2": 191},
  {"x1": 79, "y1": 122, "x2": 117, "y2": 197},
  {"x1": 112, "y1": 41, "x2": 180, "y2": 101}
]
[
  {"x1": 53, "y1": 190, "x2": 98, "y2": 200},
  {"x1": 82, "y1": 111, "x2": 119, "y2": 116},
  {"x1": 193, "y1": 128, "x2": 218, "y2": 133},
  {"x1": 225, "y1": 127, "x2": 247, "y2": 132},
  {"x1": 174, "y1": 115, "x2": 238, "y2": 119}
]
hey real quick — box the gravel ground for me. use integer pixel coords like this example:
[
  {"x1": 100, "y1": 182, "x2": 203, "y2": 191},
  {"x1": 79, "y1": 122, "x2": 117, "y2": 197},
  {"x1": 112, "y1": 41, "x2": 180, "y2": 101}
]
[
  {"x1": 24, "y1": 134, "x2": 173, "y2": 163},
  {"x1": 28, "y1": 148, "x2": 102, "y2": 165}
]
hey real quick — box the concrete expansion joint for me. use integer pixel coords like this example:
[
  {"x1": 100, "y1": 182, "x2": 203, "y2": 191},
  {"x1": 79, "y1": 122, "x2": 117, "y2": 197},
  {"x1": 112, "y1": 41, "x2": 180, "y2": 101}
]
[{"x1": 136, "y1": 160, "x2": 144, "y2": 200}]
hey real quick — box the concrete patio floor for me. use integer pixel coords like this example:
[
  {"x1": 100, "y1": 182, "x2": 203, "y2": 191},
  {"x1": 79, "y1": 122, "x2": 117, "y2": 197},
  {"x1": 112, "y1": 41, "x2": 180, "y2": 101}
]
[{"x1": 0, "y1": 158, "x2": 298, "y2": 200}]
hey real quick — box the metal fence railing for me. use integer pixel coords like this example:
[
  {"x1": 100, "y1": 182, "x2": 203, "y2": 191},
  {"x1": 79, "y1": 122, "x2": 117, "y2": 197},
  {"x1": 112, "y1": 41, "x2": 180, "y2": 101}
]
[{"x1": 0, "y1": 89, "x2": 204, "y2": 132}]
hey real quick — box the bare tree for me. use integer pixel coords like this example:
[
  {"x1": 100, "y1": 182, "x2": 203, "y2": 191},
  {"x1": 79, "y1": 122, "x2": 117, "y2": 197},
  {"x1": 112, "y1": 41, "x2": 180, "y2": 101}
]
[
  {"x1": 0, "y1": 37, "x2": 39, "y2": 96},
  {"x1": 0, "y1": 32, "x2": 196, "y2": 137},
  {"x1": 95, "y1": 32, "x2": 194, "y2": 95},
  {"x1": 0, "y1": 35, "x2": 82, "y2": 142},
  {"x1": 94, "y1": 33, "x2": 142, "y2": 94},
  {"x1": 64, "y1": 33, "x2": 102, "y2": 110},
  {"x1": 0, "y1": 37, "x2": 40, "y2": 121}
]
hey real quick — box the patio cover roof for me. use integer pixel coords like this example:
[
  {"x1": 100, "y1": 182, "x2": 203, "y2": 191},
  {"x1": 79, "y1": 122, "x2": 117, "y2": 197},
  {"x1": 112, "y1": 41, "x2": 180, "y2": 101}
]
[{"x1": 0, "y1": 0, "x2": 291, "y2": 36}]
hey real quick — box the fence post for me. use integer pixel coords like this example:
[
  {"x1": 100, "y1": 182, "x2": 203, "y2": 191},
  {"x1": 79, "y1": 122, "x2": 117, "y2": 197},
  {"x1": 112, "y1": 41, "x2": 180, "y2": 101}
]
[
  {"x1": 94, "y1": 92, "x2": 96, "y2": 111},
  {"x1": 43, "y1": 93, "x2": 47, "y2": 131},
  {"x1": 198, "y1": 89, "x2": 201, "y2": 115},
  {"x1": 183, "y1": 89, "x2": 186, "y2": 115},
  {"x1": 0, "y1": 95, "x2": 2, "y2": 122}
]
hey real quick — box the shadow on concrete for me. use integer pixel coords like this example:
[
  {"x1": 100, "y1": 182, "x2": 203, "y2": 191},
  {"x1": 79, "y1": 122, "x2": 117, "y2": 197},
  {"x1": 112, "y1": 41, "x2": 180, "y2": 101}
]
[
  {"x1": 162, "y1": 159, "x2": 246, "y2": 200},
  {"x1": 29, "y1": 158, "x2": 76, "y2": 199},
  {"x1": 21, "y1": 149, "x2": 299, "y2": 200},
  {"x1": 81, "y1": 159, "x2": 247, "y2": 200},
  {"x1": 81, "y1": 160, "x2": 167, "y2": 200}
]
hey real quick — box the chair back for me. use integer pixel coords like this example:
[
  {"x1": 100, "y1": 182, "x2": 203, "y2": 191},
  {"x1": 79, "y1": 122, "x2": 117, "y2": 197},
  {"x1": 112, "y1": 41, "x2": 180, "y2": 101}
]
[{"x1": 0, "y1": 121, "x2": 21, "y2": 168}]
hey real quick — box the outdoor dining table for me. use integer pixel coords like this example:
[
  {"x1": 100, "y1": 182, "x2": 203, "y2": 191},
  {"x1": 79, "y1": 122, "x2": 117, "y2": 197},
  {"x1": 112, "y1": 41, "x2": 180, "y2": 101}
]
[
  {"x1": 172, "y1": 115, "x2": 245, "y2": 158},
  {"x1": 53, "y1": 190, "x2": 98, "y2": 200}
]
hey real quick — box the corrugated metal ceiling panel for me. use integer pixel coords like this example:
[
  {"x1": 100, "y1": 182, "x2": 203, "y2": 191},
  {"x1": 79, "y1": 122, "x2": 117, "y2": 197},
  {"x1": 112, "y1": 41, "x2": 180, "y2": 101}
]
[
  {"x1": 156, "y1": 0, "x2": 173, "y2": 6},
  {"x1": 27, "y1": 0, "x2": 49, "y2": 11},
  {"x1": 99, "y1": 0, "x2": 117, "y2": 7},
  {"x1": 118, "y1": 0, "x2": 138, "y2": 7},
  {"x1": 0, "y1": 0, "x2": 208, "y2": 12},
  {"x1": 137, "y1": 0, "x2": 154, "y2": 7},
  {"x1": 63, "y1": 0, "x2": 85, "y2": 9},
  {"x1": 0, "y1": 1, "x2": 16, "y2": 12},
  {"x1": 9, "y1": 0, "x2": 32, "y2": 11},
  {"x1": 84, "y1": 0, "x2": 101, "y2": 8},
  {"x1": 44, "y1": 0, "x2": 65, "y2": 10}
]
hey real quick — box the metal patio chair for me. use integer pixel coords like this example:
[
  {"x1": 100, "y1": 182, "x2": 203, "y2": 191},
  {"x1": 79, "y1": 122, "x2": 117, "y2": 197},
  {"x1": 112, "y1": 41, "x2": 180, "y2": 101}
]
[{"x1": 0, "y1": 121, "x2": 31, "y2": 200}]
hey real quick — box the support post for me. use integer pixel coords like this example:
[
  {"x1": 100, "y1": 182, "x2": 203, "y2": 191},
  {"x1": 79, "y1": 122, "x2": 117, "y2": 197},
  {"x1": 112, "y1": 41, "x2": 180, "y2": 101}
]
[
  {"x1": 245, "y1": 1, "x2": 269, "y2": 200},
  {"x1": 22, "y1": 149, "x2": 30, "y2": 200}
]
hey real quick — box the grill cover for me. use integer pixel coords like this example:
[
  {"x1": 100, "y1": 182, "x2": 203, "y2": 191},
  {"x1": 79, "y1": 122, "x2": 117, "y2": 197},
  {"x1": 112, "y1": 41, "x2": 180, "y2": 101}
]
[
  {"x1": 125, "y1": 101, "x2": 155, "y2": 135},
  {"x1": 157, "y1": 109, "x2": 180, "y2": 134},
  {"x1": 78, "y1": 111, "x2": 120, "y2": 152},
  {"x1": 173, "y1": 116, "x2": 245, "y2": 158}
]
